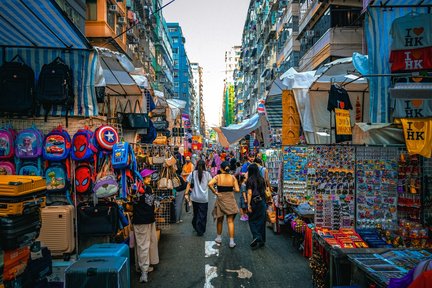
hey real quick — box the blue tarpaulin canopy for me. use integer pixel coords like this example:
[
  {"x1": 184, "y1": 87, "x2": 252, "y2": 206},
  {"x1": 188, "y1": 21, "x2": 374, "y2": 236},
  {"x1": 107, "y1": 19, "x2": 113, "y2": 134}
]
[{"x1": 0, "y1": 0, "x2": 91, "y2": 50}]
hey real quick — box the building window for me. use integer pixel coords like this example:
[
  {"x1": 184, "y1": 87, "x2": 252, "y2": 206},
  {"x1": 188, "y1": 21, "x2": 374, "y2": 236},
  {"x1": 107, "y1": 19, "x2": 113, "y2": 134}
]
[
  {"x1": 86, "y1": 0, "x2": 97, "y2": 20},
  {"x1": 183, "y1": 83, "x2": 187, "y2": 89},
  {"x1": 169, "y1": 27, "x2": 177, "y2": 33},
  {"x1": 172, "y1": 37, "x2": 179, "y2": 43},
  {"x1": 106, "y1": 2, "x2": 115, "y2": 29},
  {"x1": 173, "y1": 48, "x2": 178, "y2": 53}
]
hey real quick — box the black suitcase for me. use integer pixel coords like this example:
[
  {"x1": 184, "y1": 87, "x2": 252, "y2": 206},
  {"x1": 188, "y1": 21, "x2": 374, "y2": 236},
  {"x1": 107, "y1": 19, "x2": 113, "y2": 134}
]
[
  {"x1": 0, "y1": 59, "x2": 35, "y2": 114},
  {"x1": 0, "y1": 208, "x2": 41, "y2": 250},
  {"x1": 77, "y1": 202, "x2": 119, "y2": 236},
  {"x1": 27, "y1": 246, "x2": 52, "y2": 281}
]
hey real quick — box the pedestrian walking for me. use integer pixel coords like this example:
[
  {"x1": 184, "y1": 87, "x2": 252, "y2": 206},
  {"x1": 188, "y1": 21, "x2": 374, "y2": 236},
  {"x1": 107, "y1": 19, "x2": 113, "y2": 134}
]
[
  {"x1": 174, "y1": 174, "x2": 188, "y2": 223},
  {"x1": 246, "y1": 163, "x2": 267, "y2": 249},
  {"x1": 181, "y1": 156, "x2": 194, "y2": 181},
  {"x1": 208, "y1": 161, "x2": 240, "y2": 248},
  {"x1": 239, "y1": 174, "x2": 249, "y2": 222},
  {"x1": 133, "y1": 169, "x2": 160, "y2": 283},
  {"x1": 185, "y1": 160, "x2": 212, "y2": 236}
]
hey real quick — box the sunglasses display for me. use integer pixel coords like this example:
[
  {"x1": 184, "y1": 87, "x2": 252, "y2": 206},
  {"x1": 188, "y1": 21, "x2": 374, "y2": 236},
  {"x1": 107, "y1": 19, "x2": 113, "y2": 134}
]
[{"x1": 356, "y1": 147, "x2": 399, "y2": 229}]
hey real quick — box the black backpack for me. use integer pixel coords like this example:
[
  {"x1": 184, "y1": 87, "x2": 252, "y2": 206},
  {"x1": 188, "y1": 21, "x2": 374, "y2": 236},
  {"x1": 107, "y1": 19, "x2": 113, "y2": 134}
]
[
  {"x1": 37, "y1": 57, "x2": 74, "y2": 125},
  {"x1": 0, "y1": 56, "x2": 35, "y2": 115}
]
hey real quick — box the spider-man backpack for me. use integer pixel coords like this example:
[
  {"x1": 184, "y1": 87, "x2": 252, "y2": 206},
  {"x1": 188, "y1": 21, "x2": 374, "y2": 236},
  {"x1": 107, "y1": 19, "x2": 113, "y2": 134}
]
[
  {"x1": 75, "y1": 162, "x2": 94, "y2": 194},
  {"x1": 71, "y1": 127, "x2": 97, "y2": 161}
]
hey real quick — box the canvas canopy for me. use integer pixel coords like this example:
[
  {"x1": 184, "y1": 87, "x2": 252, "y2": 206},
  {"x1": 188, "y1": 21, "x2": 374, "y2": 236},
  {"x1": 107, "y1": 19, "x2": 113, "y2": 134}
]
[{"x1": 213, "y1": 114, "x2": 262, "y2": 147}]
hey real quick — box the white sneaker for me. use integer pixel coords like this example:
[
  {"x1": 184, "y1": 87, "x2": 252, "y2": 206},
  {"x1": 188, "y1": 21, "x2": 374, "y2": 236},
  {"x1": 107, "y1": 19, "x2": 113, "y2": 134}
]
[
  {"x1": 229, "y1": 242, "x2": 237, "y2": 248},
  {"x1": 147, "y1": 266, "x2": 154, "y2": 273},
  {"x1": 139, "y1": 272, "x2": 148, "y2": 283}
]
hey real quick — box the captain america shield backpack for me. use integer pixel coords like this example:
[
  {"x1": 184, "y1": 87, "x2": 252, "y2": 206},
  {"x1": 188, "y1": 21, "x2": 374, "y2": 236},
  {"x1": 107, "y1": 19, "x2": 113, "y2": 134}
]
[{"x1": 94, "y1": 125, "x2": 119, "y2": 152}]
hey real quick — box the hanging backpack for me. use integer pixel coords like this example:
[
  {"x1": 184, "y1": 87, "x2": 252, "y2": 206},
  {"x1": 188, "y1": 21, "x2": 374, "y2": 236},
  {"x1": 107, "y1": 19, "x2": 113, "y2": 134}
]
[
  {"x1": 112, "y1": 142, "x2": 141, "y2": 199},
  {"x1": 0, "y1": 127, "x2": 16, "y2": 159},
  {"x1": 15, "y1": 127, "x2": 43, "y2": 159},
  {"x1": 94, "y1": 125, "x2": 119, "y2": 152},
  {"x1": 94, "y1": 158, "x2": 119, "y2": 198},
  {"x1": 45, "y1": 162, "x2": 70, "y2": 193},
  {"x1": 17, "y1": 161, "x2": 43, "y2": 176},
  {"x1": 0, "y1": 161, "x2": 15, "y2": 175},
  {"x1": 71, "y1": 127, "x2": 97, "y2": 161},
  {"x1": 75, "y1": 162, "x2": 94, "y2": 194},
  {"x1": 0, "y1": 55, "x2": 35, "y2": 115},
  {"x1": 43, "y1": 126, "x2": 71, "y2": 161},
  {"x1": 37, "y1": 57, "x2": 74, "y2": 125}
]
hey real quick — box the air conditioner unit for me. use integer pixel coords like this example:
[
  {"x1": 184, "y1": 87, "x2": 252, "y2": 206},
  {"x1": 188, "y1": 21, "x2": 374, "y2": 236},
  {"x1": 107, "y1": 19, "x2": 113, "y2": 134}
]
[
  {"x1": 109, "y1": 5, "x2": 118, "y2": 12},
  {"x1": 118, "y1": 17, "x2": 126, "y2": 24},
  {"x1": 306, "y1": 30, "x2": 315, "y2": 38}
]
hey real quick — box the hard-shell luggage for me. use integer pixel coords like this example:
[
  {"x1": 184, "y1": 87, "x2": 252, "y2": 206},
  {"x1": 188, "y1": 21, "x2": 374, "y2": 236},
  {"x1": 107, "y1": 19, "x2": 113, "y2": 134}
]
[
  {"x1": 3, "y1": 246, "x2": 30, "y2": 281},
  {"x1": 0, "y1": 191, "x2": 46, "y2": 217},
  {"x1": 27, "y1": 246, "x2": 52, "y2": 281},
  {"x1": 37, "y1": 205, "x2": 75, "y2": 257},
  {"x1": 0, "y1": 208, "x2": 41, "y2": 250},
  {"x1": 0, "y1": 175, "x2": 46, "y2": 197},
  {"x1": 65, "y1": 257, "x2": 128, "y2": 288},
  {"x1": 80, "y1": 243, "x2": 130, "y2": 287}
]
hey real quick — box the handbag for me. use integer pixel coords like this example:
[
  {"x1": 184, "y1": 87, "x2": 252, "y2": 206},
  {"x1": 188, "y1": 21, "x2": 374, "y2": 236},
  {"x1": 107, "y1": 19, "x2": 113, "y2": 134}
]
[
  {"x1": 172, "y1": 174, "x2": 181, "y2": 189},
  {"x1": 158, "y1": 167, "x2": 173, "y2": 190},
  {"x1": 153, "y1": 121, "x2": 169, "y2": 131},
  {"x1": 77, "y1": 201, "x2": 119, "y2": 236},
  {"x1": 153, "y1": 134, "x2": 168, "y2": 145},
  {"x1": 117, "y1": 100, "x2": 150, "y2": 129},
  {"x1": 165, "y1": 155, "x2": 177, "y2": 167}
]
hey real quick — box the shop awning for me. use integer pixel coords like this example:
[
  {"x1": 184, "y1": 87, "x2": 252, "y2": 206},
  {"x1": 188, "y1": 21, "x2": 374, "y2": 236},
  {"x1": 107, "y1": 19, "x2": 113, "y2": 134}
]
[
  {"x1": 213, "y1": 114, "x2": 261, "y2": 147},
  {"x1": 95, "y1": 47, "x2": 141, "y2": 97},
  {"x1": 0, "y1": 0, "x2": 91, "y2": 50}
]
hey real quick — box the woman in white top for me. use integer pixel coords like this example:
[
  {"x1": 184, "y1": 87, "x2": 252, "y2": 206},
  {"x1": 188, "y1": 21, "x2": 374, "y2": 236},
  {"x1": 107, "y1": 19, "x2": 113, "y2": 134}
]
[{"x1": 185, "y1": 160, "x2": 212, "y2": 236}]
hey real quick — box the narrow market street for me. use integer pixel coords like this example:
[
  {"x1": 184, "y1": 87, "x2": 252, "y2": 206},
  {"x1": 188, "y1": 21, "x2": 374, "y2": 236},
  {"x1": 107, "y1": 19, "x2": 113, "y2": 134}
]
[{"x1": 132, "y1": 194, "x2": 312, "y2": 287}]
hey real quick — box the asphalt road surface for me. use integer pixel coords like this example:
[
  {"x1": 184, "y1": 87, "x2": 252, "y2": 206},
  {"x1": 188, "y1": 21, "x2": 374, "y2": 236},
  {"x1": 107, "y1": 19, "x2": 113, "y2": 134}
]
[{"x1": 132, "y1": 193, "x2": 313, "y2": 288}]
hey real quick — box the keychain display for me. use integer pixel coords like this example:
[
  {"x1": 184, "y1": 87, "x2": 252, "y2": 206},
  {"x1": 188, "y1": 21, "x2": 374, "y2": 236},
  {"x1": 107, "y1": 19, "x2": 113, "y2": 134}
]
[
  {"x1": 282, "y1": 146, "x2": 310, "y2": 205},
  {"x1": 356, "y1": 147, "x2": 399, "y2": 229}
]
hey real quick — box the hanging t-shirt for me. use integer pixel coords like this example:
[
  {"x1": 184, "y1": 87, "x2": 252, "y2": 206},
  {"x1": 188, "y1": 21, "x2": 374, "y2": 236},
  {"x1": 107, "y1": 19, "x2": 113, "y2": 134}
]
[
  {"x1": 393, "y1": 99, "x2": 432, "y2": 119},
  {"x1": 327, "y1": 85, "x2": 353, "y2": 112},
  {"x1": 389, "y1": 47, "x2": 432, "y2": 72},
  {"x1": 401, "y1": 118, "x2": 432, "y2": 158},
  {"x1": 390, "y1": 13, "x2": 432, "y2": 51}
]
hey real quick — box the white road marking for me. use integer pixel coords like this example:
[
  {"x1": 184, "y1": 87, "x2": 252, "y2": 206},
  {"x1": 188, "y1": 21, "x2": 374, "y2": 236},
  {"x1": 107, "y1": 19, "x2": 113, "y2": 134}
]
[
  {"x1": 226, "y1": 267, "x2": 253, "y2": 279},
  {"x1": 204, "y1": 264, "x2": 218, "y2": 288},
  {"x1": 205, "y1": 241, "x2": 219, "y2": 258}
]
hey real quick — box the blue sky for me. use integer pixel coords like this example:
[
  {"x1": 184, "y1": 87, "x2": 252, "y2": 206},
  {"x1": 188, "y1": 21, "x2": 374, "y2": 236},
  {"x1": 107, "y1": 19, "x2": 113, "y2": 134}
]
[{"x1": 163, "y1": 0, "x2": 250, "y2": 127}]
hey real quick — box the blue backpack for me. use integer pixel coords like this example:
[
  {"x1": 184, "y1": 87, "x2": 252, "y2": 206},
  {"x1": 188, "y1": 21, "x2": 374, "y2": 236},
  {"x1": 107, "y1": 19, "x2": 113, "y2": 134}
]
[
  {"x1": 43, "y1": 126, "x2": 71, "y2": 161},
  {"x1": 17, "y1": 161, "x2": 43, "y2": 176},
  {"x1": 112, "y1": 142, "x2": 141, "y2": 198},
  {"x1": 71, "y1": 127, "x2": 97, "y2": 161},
  {"x1": 45, "y1": 162, "x2": 70, "y2": 193},
  {"x1": 15, "y1": 126, "x2": 44, "y2": 176}
]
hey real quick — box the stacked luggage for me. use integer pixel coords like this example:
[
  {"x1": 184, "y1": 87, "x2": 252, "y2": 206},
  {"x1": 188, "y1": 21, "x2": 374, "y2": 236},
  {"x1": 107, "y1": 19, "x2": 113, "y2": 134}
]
[{"x1": 0, "y1": 176, "x2": 52, "y2": 288}]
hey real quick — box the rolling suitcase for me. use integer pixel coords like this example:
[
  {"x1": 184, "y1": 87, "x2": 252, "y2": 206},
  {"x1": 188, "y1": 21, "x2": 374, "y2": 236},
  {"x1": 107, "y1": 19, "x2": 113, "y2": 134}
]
[
  {"x1": 0, "y1": 208, "x2": 41, "y2": 250},
  {"x1": 47, "y1": 260, "x2": 74, "y2": 287},
  {"x1": 37, "y1": 205, "x2": 75, "y2": 257},
  {"x1": 0, "y1": 175, "x2": 46, "y2": 217},
  {"x1": 80, "y1": 243, "x2": 130, "y2": 288},
  {"x1": 65, "y1": 257, "x2": 128, "y2": 288},
  {"x1": 3, "y1": 246, "x2": 30, "y2": 281}
]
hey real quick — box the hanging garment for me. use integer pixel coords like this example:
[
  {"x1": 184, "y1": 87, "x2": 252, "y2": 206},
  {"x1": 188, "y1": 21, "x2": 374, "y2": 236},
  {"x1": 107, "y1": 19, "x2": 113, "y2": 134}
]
[
  {"x1": 401, "y1": 118, "x2": 432, "y2": 158},
  {"x1": 327, "y1": 85, "x2": 353, "y2": 112}
]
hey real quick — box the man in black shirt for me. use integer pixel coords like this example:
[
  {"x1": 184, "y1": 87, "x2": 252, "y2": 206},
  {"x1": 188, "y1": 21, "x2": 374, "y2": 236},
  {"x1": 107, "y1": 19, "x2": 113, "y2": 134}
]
[{"x1": 133, "y1": 169, "x2": 159, "y2": 283}]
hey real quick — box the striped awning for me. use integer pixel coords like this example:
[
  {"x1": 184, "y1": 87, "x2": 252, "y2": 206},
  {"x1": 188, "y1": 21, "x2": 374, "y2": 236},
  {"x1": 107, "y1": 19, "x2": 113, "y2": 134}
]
[
  {"x1": 265, "y1": 94, "x2": 282, "y2": 129},
  {"x1": 0, "y1": 0, "x2": 91, "y2": 50}
]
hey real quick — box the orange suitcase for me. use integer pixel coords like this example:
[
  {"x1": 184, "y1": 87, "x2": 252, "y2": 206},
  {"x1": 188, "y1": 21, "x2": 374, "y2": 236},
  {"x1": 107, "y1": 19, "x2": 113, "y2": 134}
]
[
  {"x1": 3, "y1": 246, "x2": 30, "y2": 281},
  {"x1": 37, "y1": 205, "x2": 75, "y2": 257},
  {"x1": 0, "y1": 175, "x2": 46, "y2": 196}
]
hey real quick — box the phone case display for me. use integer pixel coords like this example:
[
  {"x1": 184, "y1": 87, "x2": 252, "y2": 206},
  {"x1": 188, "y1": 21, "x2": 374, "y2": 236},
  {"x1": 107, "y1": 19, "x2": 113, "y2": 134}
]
[
  {"x1": 348, "y1": 249, "x2": 432, "y2": 286},
  {"x1": 312, "y1": 146, "x2": 355, "y2": 230},
  {"x1": 265, "y1": 149, "x2": 282, "y2": 187},
  {"x1": 282, "y1": 146, "x2": 310, "y2": 205},
  {"x1": 397, "y1": 153, "x2": 422, "y2": 223},
  {"x1": 356, "y1": 147, "x2": 399, "y2": 229}
]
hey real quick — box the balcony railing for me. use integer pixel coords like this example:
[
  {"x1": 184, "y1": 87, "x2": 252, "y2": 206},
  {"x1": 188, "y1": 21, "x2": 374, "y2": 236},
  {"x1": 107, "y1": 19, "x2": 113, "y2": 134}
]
[{"x1": 298, "y1": 27, "x2": 362, "y2": 71}]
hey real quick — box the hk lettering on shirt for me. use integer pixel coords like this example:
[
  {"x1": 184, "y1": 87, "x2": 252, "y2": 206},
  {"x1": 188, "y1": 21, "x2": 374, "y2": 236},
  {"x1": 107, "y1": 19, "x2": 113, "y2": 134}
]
[
  {"x1": 405, "y1": 121, "x2": 425, "y2": 141},
  {"x1": 404, "y1": 27, "x2": 424, "y2": 47},
  {"x1": 404, "y1": 100, "x2": 424, "y2": 118},
  {"x1": 404, "y1": 51, "x2": 423, "y2": 70}
]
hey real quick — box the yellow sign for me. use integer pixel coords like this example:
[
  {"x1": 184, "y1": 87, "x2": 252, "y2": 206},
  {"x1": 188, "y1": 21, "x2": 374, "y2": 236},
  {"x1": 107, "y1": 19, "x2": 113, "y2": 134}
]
[
  {"x1": 401, "y1": 118, "x2": 432, "y2": 158},
  {"x1": 335, "y1": 108, "x2": 352, "y2": 135}
]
